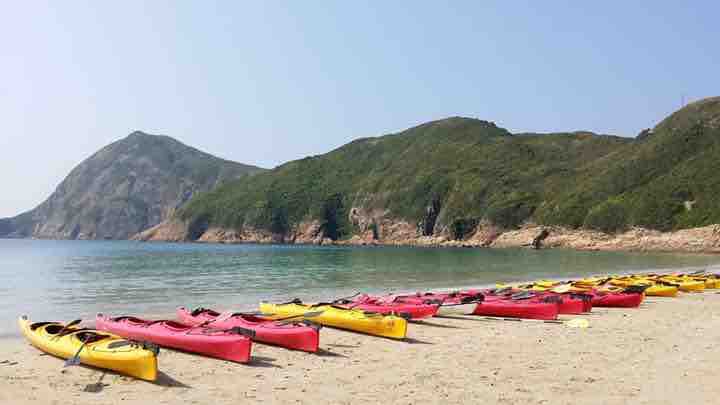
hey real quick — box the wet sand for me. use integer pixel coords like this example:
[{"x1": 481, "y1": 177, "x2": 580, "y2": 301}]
[{"x1": 2, "y1": 294, "x2": 720, "y2": 404}]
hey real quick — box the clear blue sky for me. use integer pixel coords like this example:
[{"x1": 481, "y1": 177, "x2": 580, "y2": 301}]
[{"x1": 1, "y1": 1, "x2": 718, "y2": 217}]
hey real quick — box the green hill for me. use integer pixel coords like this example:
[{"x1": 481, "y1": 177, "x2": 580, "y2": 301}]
[
  {"x1": 177, "y1": 118, "x2": 632, "y2": 240},
  {"x1": 537, "y1": 97, "x2": 720, "y2": 232},
  {"x1": 177, "y1": 98, "x2": 720, "y2": 242}
]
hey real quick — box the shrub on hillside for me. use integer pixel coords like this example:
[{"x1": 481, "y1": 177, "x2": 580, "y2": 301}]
[
  {"x1": 583, "y1": 199, "x2": 629, "y2": 233},
  {"x1": 486, "y1": 192, "x2": 537, "y2": 229}
]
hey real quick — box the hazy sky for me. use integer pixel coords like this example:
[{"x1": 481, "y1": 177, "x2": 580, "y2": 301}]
[{"x1": 1, "y1": 2, "x2": 718, "y2": 217}]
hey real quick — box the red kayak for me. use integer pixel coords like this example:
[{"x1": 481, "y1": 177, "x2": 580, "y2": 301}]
[
  {"x1": 529, "y1": 292, "x2": 592, "y2": 314},
  {"x1": 588, "y1": 291, "x2": 644, "y2": 308},
  {"x1": 479, "y1": 287, "x2": 592, "y2": 315},
  {"x1": 177, "y1": 307, "x2": 320, "y2": 352},
  {"x1": 391, "y1": 290, "x2": 485, "y2": 306},
  {"x1": 472, "y1": 299, "x2": 559, "y2": 320},
  {"x1": 333, "y1": 295, "x2": 439, "y2": 320},
  {"x1": 95, "y1": 314, "x2": 253, "y2": 363},
  {"x1": 392, "y1": 289, "x2": 557, "y2": 320}
]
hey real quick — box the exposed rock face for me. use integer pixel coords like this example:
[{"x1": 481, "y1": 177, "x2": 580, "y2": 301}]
[
  {"x1": 136, "y1": 217, "x2": 720, "y2": 254},
  {"x1": 1, "y1": 131, "x2": 263, "y2": 240},
  {"x1": 131, "y1": 218, "x2": 191, "y2": 242},
  {"x1": 490, "y1": 224, "x2": 720, "y2": 252},
  {"x1": 420, "y1": 198, "x2": 442, "y2": 236}
]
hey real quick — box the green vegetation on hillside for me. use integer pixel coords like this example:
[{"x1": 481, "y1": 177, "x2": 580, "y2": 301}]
[
  {"x1": 536, "y1": 97, "x2": 720, "y2": 232},
  {"x1": 179, "y1": 118, "x2": 632, "y2": 239},
  {"x1": 177, "y1": 97, "x2": 720, "y2": 240}
]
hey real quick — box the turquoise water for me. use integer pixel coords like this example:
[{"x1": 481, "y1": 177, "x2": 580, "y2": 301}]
[{"x1": 1, "y1": 239, "x2": 719, "y2": 336}]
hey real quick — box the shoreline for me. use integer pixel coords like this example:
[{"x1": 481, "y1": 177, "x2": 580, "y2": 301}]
[
  {"x1": 4, "y1": 291, "x2": 720, "y2": 404},
  {"x1": 132, "y1": 221, "x2": 720, "y2": 255},
  {"x1": 6, "y1": 222, "x2": 720, "y2": 255}
]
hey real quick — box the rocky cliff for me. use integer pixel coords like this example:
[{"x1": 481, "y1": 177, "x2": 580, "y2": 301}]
[
  {"x1": 0, "y1": 131, "x2": 263, "y2": 240},
  {"x1": 134, "y1": 217, "x2": 720, "y2": 253}
]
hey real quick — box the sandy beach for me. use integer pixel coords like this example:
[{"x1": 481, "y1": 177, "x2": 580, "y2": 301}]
[{"x1": 1, "y1": 292, "x2": 720, "y2": 405}]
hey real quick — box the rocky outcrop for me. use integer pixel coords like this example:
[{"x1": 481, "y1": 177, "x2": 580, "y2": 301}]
[
  {"x1": 134, "y1": 216, "x2": 720, "y2": 254},
  {"x1": 1, "y1": 131, "x2": 263, "y2": 240},
  {"x1": 131, "y1": 218, "x2": 191, "y2": 242},
  {"x1": 490, "y1": 224, "x2": 720, "y2": 253}
]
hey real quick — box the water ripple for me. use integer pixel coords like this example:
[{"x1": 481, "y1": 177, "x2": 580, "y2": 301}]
[{"x1": 1, "y1": 239, "x2": 718, "y2": 333}]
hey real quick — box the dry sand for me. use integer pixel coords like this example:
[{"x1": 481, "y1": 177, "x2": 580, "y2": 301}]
[{"x1": 2, "y1": 293, "x2": 720, "y2": 405}]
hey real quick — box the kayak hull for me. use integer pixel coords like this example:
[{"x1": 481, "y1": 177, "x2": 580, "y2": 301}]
[
  {"x1": 533, "y1": 293, "x2": 590, "y2": 315},
  {"x1": 19, "y1": 316, "x2": 158, "y2": 381},
  {"x1": 645, "y1": 285, "x2": 678, "y2": 297},
  {"x1": 259, "y1": 302, "x2": 407, "y2": 339},
  {"x1": 659, "y1": 278, "x2": 705, "y2": 292},
  {"x1": 591, "y1": 292, "x2": 644, "y2": 308},
  {"x1": 176, "y1": 307, "x2": 320, "y2": 352},
  {"x1": 472, "y1": 300, "x2": 559, "y2": 320},
  {"x1": 96, "y1": 315, "x2": 252, "y2": 363}
]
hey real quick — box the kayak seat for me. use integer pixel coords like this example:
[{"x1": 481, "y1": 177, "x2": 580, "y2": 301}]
[
  {"x1": 280, "y1": 298, "x2": 304, "y2": 305},
  {"x1": 233, "y1": 314, "x2": 265, "y2": 323},
  {"x1": 40, "y1": 324, "x2": 64, "y2": 334},
  {"x1": 332, "y1": 298, "x2": 354, "y2": 305},
  {"x1": 460, "y1": 294, "x2": 484, "y2": 304},
  {"x1": 541, "y1": 295, "x2": 563, "y2": 304},
  {"x1": 74, "y1": 331, "x2": 111, "y2": 344},
  {"x1": 162, "y1": 320, "x2": 192, "y2": 331},
  {"x1": 30, "y1": 322, "x2": 58, "y2": 331},
  {"x1": 191, "y1": 308, "x2": 220, "y2": 317},
  {"x1": 569, "y1": 293, "x2": 590, "y2": 301},
  {"x1": 112, "y1": 316, "x2": 148, "y2": 324},
  {"x1": 623, "y1": 285, "x2": 649, "y2": 294}
]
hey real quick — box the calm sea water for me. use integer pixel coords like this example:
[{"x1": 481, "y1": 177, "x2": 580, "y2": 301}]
[{"x1": 2, "y1": 239, "x2": 719, "y2": 336}]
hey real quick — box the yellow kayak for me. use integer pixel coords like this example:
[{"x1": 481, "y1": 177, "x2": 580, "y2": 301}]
[
  {"x1": 690, "y1": 275, "x2": 720, "y2": 289},
  {"x1": 700, "y1": 278, "x2": 720, "y2": 289},
  {"x1": 604, "y1": 277, "x2": 678, "y2": 297},
  {"x1": 572, "y1": 277, "x2": 610, "y2": 288},
  {"x1": 19, "y1": 316, "x2": 158, "y2": 381},
  {"x1": 673, "y1": 273, "x2": 720, "y2": 289},
  {"x1": 259, "y1": 302, "x2": 408, "y2": 339},
  {"x1": 530, "y1": 280, "x2": 557, "y2": 289},
  {"x1": 656, "y1": 277, "x2": 705, "y2": 292},
  {"x1": 608, "y1": 277, "x2": 653, "y2": 287},
  {"x1": 644, "y1": 285, "x2": 678, "y2": 297}
]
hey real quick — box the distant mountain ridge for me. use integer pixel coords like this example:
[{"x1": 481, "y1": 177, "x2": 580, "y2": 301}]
[
  {"x1": 146, "y1": 97, "x2": 720, "y2": 246},
  {"x1": 6, "y1": 97, "x2": 720, "y2": 247},
  {"x1": 0, "y1": 131, "x2": 263, "y2": 239}
]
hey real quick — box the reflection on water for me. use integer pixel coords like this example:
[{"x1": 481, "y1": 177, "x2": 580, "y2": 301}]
[{"x1": 1, "y1": 239, "x2": 718, "y2": 335}]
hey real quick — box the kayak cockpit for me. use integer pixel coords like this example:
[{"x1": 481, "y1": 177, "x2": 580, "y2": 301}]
[{"x1": 162, "y1": 320, "x2": 193, "y2": 332}]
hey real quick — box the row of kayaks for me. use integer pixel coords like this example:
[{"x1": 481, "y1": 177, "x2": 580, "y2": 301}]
[
  {"x1": 569, "y1": 271, "x2": 720, "y2": 296},
  {"x1": 20, "y1": 270, "x2": 718, "y2": 381}
]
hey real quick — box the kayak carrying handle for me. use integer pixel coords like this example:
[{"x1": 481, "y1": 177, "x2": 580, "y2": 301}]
[
  {"x1": 569, "y1": 293, "x2": 593, "y2": 302},
  {"x1": 280, "y1": 298, "x2": 304, "y2": 305},
  {"x1": 228, "y1": 326, "x2": 257, "y2": 339},
  {"x1": 540, "y1": 295, "x2": 563, "y2": 304},
  {"x1": 460, "y1": 294, "x2": 485, "y2": 304},
  {"x1": 392, "y1": 312, "x2": 412, "y2": 320},
  {"x1": 301, "y1": 320, "x2": 323, "y2": 330},
  {"x1": 623, "y1": 285, "x2": 650, "y2": 294},
  {"x1": 141, "y1": 341, "x2": 161, "y2": 356}
]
